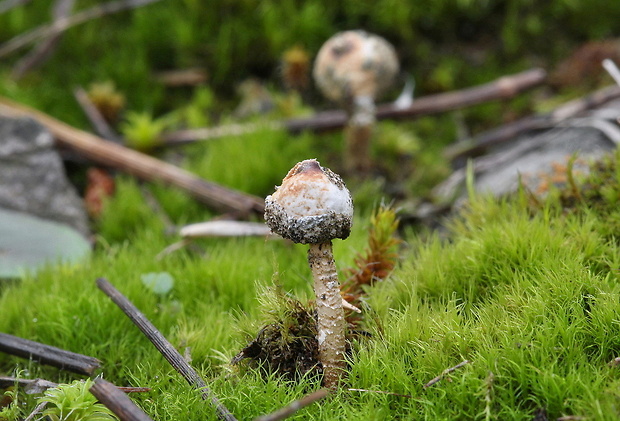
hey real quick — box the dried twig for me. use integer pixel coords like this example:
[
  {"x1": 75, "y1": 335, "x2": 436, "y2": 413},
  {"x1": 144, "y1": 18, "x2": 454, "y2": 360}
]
[
  {"x1": 602, "y1": 59, "x2": 620, "y2": 87},
  {"x1": 287, "y1": 68, "x2": 547, "y2": 134},
  {"x1": 348, "y1": 388, "x2": 414, "y2": 399},
  {"x1": 138, "y1": 184, "x2": 177, "y2": 235},
  {"x1": 23, "y1": 401, "x2": 47, "y2": 421},
  {"x1": 96, "y1": 278, "x2": 238, "y2": 421},
  {"x1": 0, "y1": 0, "x2": 164, "y2": 59},
  {"x1": 0, "y1": 97, "x2": 265, "y2": 216},
  {"x1": 89, "y1": 378, "x2": 154, "y2": 421},
  {"x1": 73, "y1": 87, "x2": 122, "y2": 142},
  {"x1": 423, "y1": 360, "x2": 471, "y2": 389},
  {"x1": 253, "y1": 389, "x2": 330, "y2": 421},
  {"x1": 446, "y1": 84, "x2": 620, "y2": 162},
  {"x1": 0, "y1": 376, "x2": 149, "y2": 394},
  {"x1": 0, "y1": 376, "x2": 58, "y2": 393},
  {"x1": 11, "y1": 0, "x2": 75, "y2": 78},
  {"x1": 160, "y1": 69, "x2": 547, "y2": 145},
  {"x1": 154, "y1": 68, "x2": 208, "y2": 87},
  {"x1": 162, "y1": 121, "x2": 282, "y2": 145},
  {"x1": 0, "y1": 332, "x2": 101, "y2": 376},
  {"x1": 0, "y1": 0, "x2": 31, "y2": 14}
]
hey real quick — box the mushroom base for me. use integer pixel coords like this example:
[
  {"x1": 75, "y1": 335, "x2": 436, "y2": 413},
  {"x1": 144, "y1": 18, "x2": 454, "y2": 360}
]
[{"x1": 307, "y1": 241, "x2": 347, "y2": 389}]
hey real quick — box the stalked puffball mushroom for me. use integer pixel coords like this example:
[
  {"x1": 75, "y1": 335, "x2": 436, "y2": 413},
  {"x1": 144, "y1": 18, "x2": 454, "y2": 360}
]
[
  {"x1": 264, "y1": 159, "x2": 353, "y2": 389},
  {"x1": 313, "y1": 30, "x2": 399, "y2": 175}
]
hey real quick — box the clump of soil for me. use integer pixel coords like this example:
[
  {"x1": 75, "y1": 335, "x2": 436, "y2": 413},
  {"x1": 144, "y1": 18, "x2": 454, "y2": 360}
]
[{"x1": 232, "y1": 295, "x2": 322, "y2": 382}]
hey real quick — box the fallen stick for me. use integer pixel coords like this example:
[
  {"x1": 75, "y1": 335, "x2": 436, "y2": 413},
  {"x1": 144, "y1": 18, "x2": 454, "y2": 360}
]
[
  {"x1": 23, "y1": 401, "x2": 48, "y2": 421},
  {"x1": 0, "y1": 376, "x2": 57, "y2": 393},
  {"x1": 11, "y1": 0, "x2": 75, "y2": 78},
  {"x1": 287, "y1": 68, "x2": 547, "y2": 133},
  {"x1": 0, "y1": 376, "x2": 150, "y2": 394},
  {"x1": 0, "y1": 0, "x2": 31, "y2": 14},
  {"x1": 446, "y1": 84, "x2": 620, "y2": 162},
  {"x1": 423, "y1": 359, "x2": 471, "y2": 389},
  {"x1": 161, "y1": 69, "x2": 546, "y2": 145},
  {"x1": 0, "y1": 97, "x2": 265, "y2": 216},
  {"x1": 0, "y1": 0, "x2": 164, "y2": 59},
  {"x1": 96, "y1": 278, "x2": 238, "y2": 421},
  {"x1": 0, "y1": 332, "x2": 101, "y2": 376},
  {"x1": 73, "y1": 86, "x2": 122, "y2": 142},
  {"x1": 162, "y1": 121, "x2": 281, "y2": 145},
  {"x1": 90, "y1": 378, "x2": 154, "y2": 421},
  {"x1": 253, "y1": 389, "x2": 330, "y2": 421},
  {"x1": 348, "y1": 388, "x2": 414, "y2": 399}
]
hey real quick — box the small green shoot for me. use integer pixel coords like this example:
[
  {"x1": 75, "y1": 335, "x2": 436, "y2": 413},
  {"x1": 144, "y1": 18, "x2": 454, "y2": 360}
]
[
  {"x1": 37, "y1": 379, "x2": 117, "y2": 421},
  {"x1": 120, "y1": 111, "x2": 169, "y2": 151}
]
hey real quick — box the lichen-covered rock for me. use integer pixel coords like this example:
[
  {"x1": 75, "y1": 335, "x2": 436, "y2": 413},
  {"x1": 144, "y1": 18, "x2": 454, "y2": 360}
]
[
  {"x1": 0, "y1": 116, "x2": 90, "y2": 236},
  {"x1": 264, "y1": 159, "x2": 353, "y2": 244}
]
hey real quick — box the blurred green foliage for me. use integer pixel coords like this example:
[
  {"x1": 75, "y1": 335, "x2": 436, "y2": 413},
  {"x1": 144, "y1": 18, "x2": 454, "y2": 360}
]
[{"x1": 1, "y1": 0, "x2": 619, "y2": 123}]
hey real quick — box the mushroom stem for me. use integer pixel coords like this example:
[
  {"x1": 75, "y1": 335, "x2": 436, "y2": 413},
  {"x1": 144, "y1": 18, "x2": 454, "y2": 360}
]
[
  {"x1": 307, "y1": 241, "x2": 346, "y2": 389},
  {"x1": 345, "y1": 95, "x2": 376, "y2": 175}
]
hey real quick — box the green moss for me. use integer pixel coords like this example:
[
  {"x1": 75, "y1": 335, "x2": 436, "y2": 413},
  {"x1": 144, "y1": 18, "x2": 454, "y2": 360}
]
[
  {"x1": 3, "y1": 1, "x2": 620, "y2": 419},
  {"x1": 4, "y1": 150, "x2": 620, "y2": 419}
]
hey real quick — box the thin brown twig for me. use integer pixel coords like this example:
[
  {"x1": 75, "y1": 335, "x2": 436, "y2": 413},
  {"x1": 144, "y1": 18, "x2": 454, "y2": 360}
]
[
  {"x1": 0, "y1": 376, "x2": 150, "y2": 394},
  {"x1": 89, "y1": 378, "x2": 154, "y2": 421},
  {"x1": 423, "y1": 360, "x2": 471, "y2": 389},
  {"x1": 0, "y1": 96, "x2": 265, "y2": 216},
  {"x1": 287, "y1": 68, "x2": 547, "y2": 134},
  {"x1": 348, "y1": 388, "x2": 414, "y2": 399},
  {"x1": 0, "y1": 332, "x2": 101, "y2": 375},
  {"x1": 95, "y1": 278, "x2": 238, "y2": 421},
  {"x1": 73, "y1": 87, "x2": 122, "y2": 142},
  {"x1": 0, "y1": 0, "x2": 164, "y2": 59},
  {"x1": 11, "y1": 0, "x2": 75, "y2": 78},
  {"x1": 160, "y1": 68, "x2": 546, "y2": 145},
  {"x1": 446, "y1": 84, "x2": 620, "y2": 162},
  {"x1": 0, "y1": 0, "x2": 31, "y2": 14},
  {"x1": 23, "y1": 401, "x2": 47, "y2": 421},
  {"x1": 0, "y1": 376, "x2": 57, "y2": 392},
  {"x1": 253, "y1": 389, "x2": 331, "y2": 421},
  {"x1": 162, "y1": 121, "x2": 282, "y2": 145}
]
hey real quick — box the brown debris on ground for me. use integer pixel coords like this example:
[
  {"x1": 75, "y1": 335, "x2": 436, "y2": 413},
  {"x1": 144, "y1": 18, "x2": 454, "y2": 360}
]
[{"x1": 232, "y1": 295, "x2": 322, "y2": 382}]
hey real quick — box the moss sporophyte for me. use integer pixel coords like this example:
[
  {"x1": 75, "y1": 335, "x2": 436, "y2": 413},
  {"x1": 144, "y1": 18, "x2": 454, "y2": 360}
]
[{"x1": 264, "y1": 159, "x2": 353, "y2": 390}]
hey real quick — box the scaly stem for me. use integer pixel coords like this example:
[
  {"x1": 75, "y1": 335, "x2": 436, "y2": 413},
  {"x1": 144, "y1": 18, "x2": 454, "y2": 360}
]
[
  {"x1": 344, "y1": 95, "x2": 376, "y2": 175},
  {"x1": 307, "y1": 241, "x2": 346, "y2": 389}
]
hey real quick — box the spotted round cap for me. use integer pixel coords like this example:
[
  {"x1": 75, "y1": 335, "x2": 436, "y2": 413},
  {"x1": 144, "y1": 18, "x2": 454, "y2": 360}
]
[
  {"x1": 264, "y1": 159, "x2": 353, "y2": 244},
  {"x1": 313, "y1": 30, "x2": 399, "y2": 103}
]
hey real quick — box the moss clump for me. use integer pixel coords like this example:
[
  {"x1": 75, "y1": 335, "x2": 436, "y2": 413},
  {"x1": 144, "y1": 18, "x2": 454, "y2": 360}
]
[{"x1": 232, "y1": 291, "x2": 321, "y2": 382}]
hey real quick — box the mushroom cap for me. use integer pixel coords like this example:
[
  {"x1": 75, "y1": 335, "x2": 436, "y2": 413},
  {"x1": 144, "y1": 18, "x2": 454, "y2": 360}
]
[
  {"x1": 313, "y1": 30, "x2": 399, "y2": 104},
  {"x1": 265, "y1": 159, "x2": 353, "y2": 244}
]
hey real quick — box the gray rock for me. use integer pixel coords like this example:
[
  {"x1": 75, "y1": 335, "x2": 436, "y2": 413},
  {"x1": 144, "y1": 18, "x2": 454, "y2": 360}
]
[
  {"x1": 0, "y1": 116, "x2": 90, "y2": 236},
  {"x1": 434, "y1": 115, "x2": 619, "y2": 203},
  {"x1": 473, "y1": 126, "x2": 614, "y2": 197}
]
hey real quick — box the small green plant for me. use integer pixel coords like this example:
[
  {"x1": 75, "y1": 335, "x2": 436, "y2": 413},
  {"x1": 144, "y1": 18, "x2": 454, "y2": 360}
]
[
  {"x1": 86, "y1": 81, "x2": 126, "y2": 125},
  {"x1": 0, "y1": 387, "x2": 23, "y2": 421},
  {"x1": 37, "y1": 379, "x2": 117, "y2": 421},
  {"x1": 120, "y1": 111, "x2": 169, "y2": 151}
]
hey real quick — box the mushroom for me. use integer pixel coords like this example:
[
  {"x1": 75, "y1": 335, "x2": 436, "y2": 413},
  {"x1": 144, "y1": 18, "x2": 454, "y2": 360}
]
[
  {"x1": 264, "y1": 159, "x2": 353, "y2": 389},
  {"x1": 313, "y1": 30, "x2": 399, "y2": 175}
]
